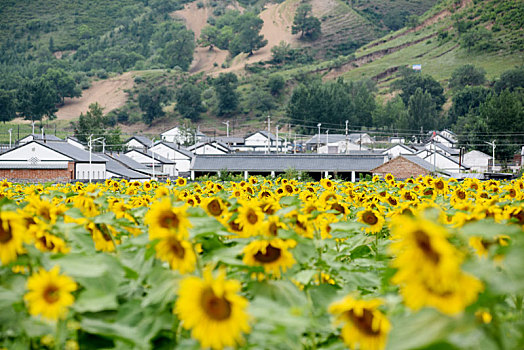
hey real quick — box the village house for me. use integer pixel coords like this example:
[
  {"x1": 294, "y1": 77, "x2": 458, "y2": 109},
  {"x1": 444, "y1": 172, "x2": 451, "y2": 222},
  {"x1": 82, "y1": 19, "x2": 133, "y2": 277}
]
[
  {"x1": 372, "y1": 155, "x2": 435, "y2": 179},
  {"x1": 149, "y1": 141, "x2": 194, "y2": 176},
  {"x1": 125, "y1": 136, "x2": 152, "y2": 152},
  {"x1": 124, "y1": 148, "x2": 176, "y2": 177},
  {"x1": 187, "y1": 141, "x2": 230, "y2": 155},
  {"x1": 463, "y1": 150, "x2": 492, "y2": 173}
]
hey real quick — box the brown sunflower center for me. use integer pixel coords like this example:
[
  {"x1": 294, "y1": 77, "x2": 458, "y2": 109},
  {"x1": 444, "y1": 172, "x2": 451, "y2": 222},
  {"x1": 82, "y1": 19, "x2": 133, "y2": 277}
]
[
  {"x1": 269, "y1": 222, "x2": 278, "y2": 236},
  {"x1": 0, "y1": 221, "x2": 13, "y2": 243},
  {"x1": 363, "y1": 211, "x2": 378, "y2": 225},
  {"x1": 510, "y1": 210, "x2": 524, "y2": 225},
  {"x1": 229, "y1": 220, "x2": 242, "y2": 232},
  {"x1": 423, "y1": 189, "x2": 433, "y2": 196},
  {"x1": 254, "y1": 244, "x2": 282, "y2": 263},
  {"x1": 331, "y1": 203, "x2": 345, "y2": 215},
  {"x1": 160, "y1": 211, "x2": 180, "y2": 229},
  {"x1": 39, "y1": 235, "x2": 56, "y2": 250},
  {"x1": 207, "y1": 199, "x2": 222, "y2": 216},
  {"x1": 246, "y1": 209, "x2": 258, "y2": 225},
  {"x1": 414, "y1": 230, "x2": 440, "y2": 264},
  {"x1": 168, "y1": 237, "x2": 185, "y2": 258},
  {"x1": 347, "y1": 308, "x2": 380, "y2": 336},
  {"x1": 457, "y1": 190, "x2": 466, "y2": 199},
  {"x1": 201, "y1": 289, "x2": 231, "y2": 321},
  {"x1": 39, "y1": 207, "x2": 52, "y2": 221},
  {"x1": 435, "y1": 181, "x2": 444, "y2": 190},
  {"x1": 43, "y1": 285, "x2": 60, "y2": 304},
  {"x1": 388, "y1": 197, "x2": 398, "y2": 206},
  {"x1": 285, "y1": 185, "x2": 293, "y2": 193}
]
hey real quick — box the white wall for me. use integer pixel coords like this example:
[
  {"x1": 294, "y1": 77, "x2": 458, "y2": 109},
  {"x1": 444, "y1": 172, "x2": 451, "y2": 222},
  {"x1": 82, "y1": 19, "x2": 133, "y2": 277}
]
[
  {"x1": 422, "y1": 153, "x2": 464, "y2": 173},
  {"x1": 150, "y1": 144, "x2": 175, "y2": 160},
  {"x1": 126, "y1": 139, "x2": 147, "y2": 150},
  {"x1": 76, "y1": 163, "x2": 106, "y2": 180},
  {"x1": 245, "y1": 133, "x2": 273, "y2": 146},
  {"x1": 383, "y1": 145, "x2": 414, "y2": 158},
  {"x1": 67, "y1": 138, "x2": 85, "y2": 150},
  {"x1": 464, "y1": 151, "x2": 491, "y2": 172},
  {"x1": 193, "y1": 144, "x2": 228, "y2": 155},
  {"x1": 0, "y1": 143, "x2": 72, "y2": 161},
  {"x1": 163, "y1": 164, "x2": 177, "y2": 176}
]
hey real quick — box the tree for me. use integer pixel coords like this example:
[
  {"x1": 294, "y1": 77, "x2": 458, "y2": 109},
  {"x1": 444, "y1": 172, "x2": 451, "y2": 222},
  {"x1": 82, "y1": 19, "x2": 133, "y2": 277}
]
[
  {"x1": 372, "y1": 96, "x2": 408, "y2": 130},
  {"x1": 394, "y1": 74, "x2": 445, "y2": 110},
  {"x1": 292, "y1": 4, "x2": 321, "y2": 40},
  {"x1": 244, "y1": 87, "x2": 275, "y2": 116},
  {"x1": 176, "y1": 83, "x2": 205, "y2": 121},
  {"x1": 229, "y1": 12, "x2": 267, "y2": 56},
  {"x1": 448, "y1": 86, "x2": 489, "y2": 126},
  {"x1": 138, "y1": 87, "x2": 170, "y2": 125},
  {"x1": 0, "y1": 89, "x2": 17, "y2": 123},
  {"x1": 17, "y1": 78, "x2": 57, "y2": 122},
  {"x1": 43, "y1": 68, "x2": 82, "y2": 105},
  {"x1": 213, "y1": 73, "x2": 239, "y2": 116},
  {"x1": 199, "y1": 26, "x2": 220, "y2": 49},
  {"x1": 449, "y1": 64, "x2": 486, "y2": 89},
  {"x1": 408, "y1": 88, "x2": 438, "y2": 132},
  {"x1": 73, "y1": 103, "x2": 123, "y2": 151},
  {"x1": 161, "y1": 29, "x2": 195, "y2": 70},
  {"x1": 268, "y1": 74, "x2": 285, "y2": 96},
  {"x1": 494, "y1": 66, "x2": 524, "y2": 93}
]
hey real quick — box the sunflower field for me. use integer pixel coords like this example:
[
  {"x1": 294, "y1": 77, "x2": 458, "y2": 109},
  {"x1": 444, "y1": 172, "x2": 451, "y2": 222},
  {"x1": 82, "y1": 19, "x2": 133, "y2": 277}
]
[{"x1": 0, "y1": 175, "x2": 523, "y2": 350}]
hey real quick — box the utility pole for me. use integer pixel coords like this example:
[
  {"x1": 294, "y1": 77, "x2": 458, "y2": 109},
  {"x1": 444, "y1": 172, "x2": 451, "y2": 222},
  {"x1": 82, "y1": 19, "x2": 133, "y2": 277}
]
[
  {"x1": 8, "y1": 129, "x2": 12, "y2": 148},
  {"x1": 151, "y1": 139, "x2": 156, "y2": 180},
  {"x1": 317, "y1": 123, "x2": 321, "y2": 154},
  {"x1": 345, "y1": 120, "x2": 349, "y2": 154},
  {"x1": 88, "y1": 134, "x2": 92, "y2": 183},
  {"x1": 294, "y1": 133, "x2": 297, "y2": 154},
  {"x1": 267, "y1": 115, "x2": 271, "y2": 154},
  {"x1": 32, "y1": 121, "x2": 35, "y2": 135},
  {"x1": 276, "y1": 125, "x2": 279, "y2": 154},
  {"x1": 326, "y1": 129, "x2": 329, "y2": 153},
  {"x1": 485, "y1": 140, "x2": 496, "y2": 172},
  {"x1": 222, "y1": 120, "x2": 230, "y2": 137}
]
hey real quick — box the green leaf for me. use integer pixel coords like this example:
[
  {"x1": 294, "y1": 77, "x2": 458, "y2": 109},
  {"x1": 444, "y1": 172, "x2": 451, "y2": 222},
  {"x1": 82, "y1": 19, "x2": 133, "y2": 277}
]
[{"x1": 75, "y1": 288, "x2": 118, "y2": 313}]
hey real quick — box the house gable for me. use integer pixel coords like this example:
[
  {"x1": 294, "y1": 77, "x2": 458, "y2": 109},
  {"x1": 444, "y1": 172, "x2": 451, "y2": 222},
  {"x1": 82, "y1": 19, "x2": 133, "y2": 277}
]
[
  {"x1": 0, "y1": 142, "x2": 72, "y2": 162},
  {"x1": 372, "y1": 156, "x2": 430, "y2": 179}
]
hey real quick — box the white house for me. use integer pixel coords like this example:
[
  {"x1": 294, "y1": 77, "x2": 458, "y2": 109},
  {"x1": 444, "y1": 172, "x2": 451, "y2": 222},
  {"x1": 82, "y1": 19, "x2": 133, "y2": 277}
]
[
  {"x1": 149, "y1": 141, "x2": 193, "y2": 175},
  {"x1": 97, "y1": 154, "x2": 150, "y2": 181},
  {"x1": 425, "y1": 142, "x2": 460, "y2": 158},
  {"x1": 348, "y1": 133, "x2": 374, "y2": 145},
  {"x1": 66, "y1": 137, "x2": 85, "y2": 150},
  {"x1": 187, "y1": 141, "x2": 230, "y2": 155},
  {"x1": 124, "y1": 149, "x2": 176, "y2": 177},
  {"x1": 421, "y1": 150, "x2": 469, "y2": 173},
  {"x1": 382, "y1": 144, "x2": 415, "y2": 158},
  {"x1": 0, "y1": 140, "x2": 107, "y2": 181},
  {"x1": 125, "y1": 136, "x2": 152, "y2": 152},
  {"x1": 18, "y1": 133, "x2": 62, "y2": 144},
  {"x1": 428, "y1": 130, "x2": 458, "y2": 148},
  {"x1": 161, "y1": 126, "x2": 193, "y2": 145},
  {"x1": 318, "y1": 140, "x2": 368, "y2": 154},
  {"x1": 463, "y1": 150, "x2": 492, "y2": 173}
]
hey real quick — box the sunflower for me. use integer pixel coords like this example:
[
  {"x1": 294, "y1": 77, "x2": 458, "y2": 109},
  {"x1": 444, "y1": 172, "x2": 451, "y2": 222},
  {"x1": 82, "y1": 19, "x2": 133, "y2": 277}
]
[
  {"x1": 399, "y1": 271, "x2": 483, "y2": 315},
  {"x1": 235, "y1": 201, "x2": 264, "y2": 235},
  {"x1": 176, "y1": 177, "x2": 187, "y2": 186},
  {"x1": 357, "y1": 208, "x2": 384, "y2": 234},
  {"x1": 34, "y1": 231, "x2": 69, "y2": 254},
  {"x1": 154, "y1": 235, "x2": 196, "y2": 274},
  {"x1": 329, "y1": 296, "x2": 391, "y2": 350},
  {"x1": 86, "y1": 222, "x2": 120, "y2": 252},
  {"x1": 144, "y1": 198, "x2": 191, "y2": 239},
  {"x1": 260, "y1": 215, "x2": 287, "y2": 237},
  {"x1": 201, "y1": 197, "x2": 228, "y2": 218},
  {"x1": 0, "y1": 211, "x2": 27, "y2": 265},
  {"x1": 24, "y1": 266, "x2": 77, "y2": 321},
  {"x1": 174, "y1": 268, "x2": 250, "y2": 350},
  {"x1": 389, "y1": 215, "x2": 462, "y2": 286},
  {"x1": 243, "y1": 239, "x2": 296, "y2": 277}
]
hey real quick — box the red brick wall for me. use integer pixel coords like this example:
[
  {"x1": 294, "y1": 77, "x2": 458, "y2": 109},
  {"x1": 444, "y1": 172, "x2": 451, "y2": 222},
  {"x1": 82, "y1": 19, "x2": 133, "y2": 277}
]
[
  {"x1": 0, "y1": 169, "x2": 72, "y2": 182},
  {"x1": 373, "y1": 156, "x2": 430, "y2": 179}
]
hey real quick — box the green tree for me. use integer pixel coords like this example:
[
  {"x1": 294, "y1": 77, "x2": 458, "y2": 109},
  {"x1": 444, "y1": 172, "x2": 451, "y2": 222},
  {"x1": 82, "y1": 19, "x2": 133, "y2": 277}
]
[
  {"x1": 17, "y1": 78, "x2": 57, "y2": 122},
  {"x1": 138, "y1": 87, "x2": 170, "y2": 125},
  {"x1": 213, "y1": 73, "x2": 239, "y2": 116},
  {"x1": 448, "y1": 86, "x2": 489, "y2": 126},
  {"x1": 176, "y1": 83, "x2": 205, "y2": 121},
  {"x1": 292, "y1": 4, "x2": 321, "y2": 40},
  {"x1": 199, "y1": 26, "x2": 220, "y2": 49},
  {"x1": 0, "y1": 89, "x2": 17, "y2": 123},
  {"x1": 394, "y1": 74, "x2": 445, "y2": 110},
  {"x1": 161, "y1": 29, "x2": 195, "y2": 70},
  {"x1": 73, "y1": 103, "x2": 123, "y2": 151},
  {"x1": 372, "y1": 96, "x2": 408, "y2": 130},
  {"x1": 43, "y1": 68, "x2": 82, "y2": 105},
  {"x1": 244, "y1": 87, "x2": 275, "y2": 116},
  {"x1": 449, "y1": 64, "x2": 486, "y2": 90},
  {"x1": 494, "y1": 67, "x2": 524, "y2": 93},
  {"x1": 229, "y1": 12, "x2": 267, "y2": 56},
  {"x1": 460, "y1": 27, "x2": 497, "y2": 52},
  {"x1": 408, "y1": 88, "x2": 438, "y2": 132},
  {"x1": 268, "y1": 74, "x2": 285, "y2": 96}
]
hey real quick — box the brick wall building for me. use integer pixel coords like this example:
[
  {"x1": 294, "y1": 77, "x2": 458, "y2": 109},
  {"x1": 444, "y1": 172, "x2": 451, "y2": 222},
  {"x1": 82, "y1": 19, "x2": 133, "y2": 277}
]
[
  {"x1": 0, "y1": 162, "x2": 74, "y2": 182},
  {"x1": 372, "y1": 155, "x2": 433, "y2": 179}
]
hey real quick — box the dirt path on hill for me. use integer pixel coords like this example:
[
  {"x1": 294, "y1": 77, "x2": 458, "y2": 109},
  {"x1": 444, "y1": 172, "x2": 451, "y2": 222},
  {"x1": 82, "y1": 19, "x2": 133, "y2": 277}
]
[{"x1": 56, "y1": 71, "x2": 135, "y2": 120}]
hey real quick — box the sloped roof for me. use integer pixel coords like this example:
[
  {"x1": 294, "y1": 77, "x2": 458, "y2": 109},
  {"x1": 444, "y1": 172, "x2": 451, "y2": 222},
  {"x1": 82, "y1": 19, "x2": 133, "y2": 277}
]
[
  {"x1": 152, "y1": 141, "x2": 194, "y2": 158},
  {"x1": 126, "y1": 136, "x2": 153, "y2": 147},
  {"x1": 36, "y1": 141, "x2": 106, "y2": 162},
  {"x1": 305, "y1": 134, "x2": 347, "y2": 145},
  {"x1": 402, "y1": 155, "x2": 436, "y2": 172},
  {"x1": 382, "y1": 143, "x2": 415, "y2": 154},
  {"x1": 107, "y1": 153, "x2": 165, "y2": 176},
  {"x1": 124, "y1": 149, "x2": 175, "y2": 164},
  {"x1": 245, "y1": 130, "x2": 279, "y2": 141},
  {"x1": 434, "y1": 142, "x2": 460, "y2": 155},
  {"x1": 187, "y1": 141, "x2": 230, "y2": 152},
  {"x1": 21, "y1": 133, "x2": 63, "y2": 142},
  {"x1": 214, "y1": 136, "x2": 245, "y2": 144},
  {"x1": 97, "y1": 154, "x2": 150, "y2": 179},
  {"x1": 192, "y1": 154, "x2": 385, "y2": 172}
]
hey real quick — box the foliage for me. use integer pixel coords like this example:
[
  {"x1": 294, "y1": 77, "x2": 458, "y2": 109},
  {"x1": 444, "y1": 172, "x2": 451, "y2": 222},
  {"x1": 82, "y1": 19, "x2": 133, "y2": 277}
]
[
  {"x1": 213, "y1": 73, "x2": 239, "y2": 117},
  {"x1": 460, "y1": 27, "x2": 497, "y2": 52},
  {"x1": 393, "y1": 73, "x2": 446, "y2": 111},
  {"x1": 72, "y1": 102, "x2": 122, "y2": 151},
  {"x1": 291, "y1": 4, "x2": 322, "y2": 41},
  {"x1": 268, "y1": 74, "x2": 285, "y2": 96},
  {"x1": 449, "y1": 64, "x2": 486, "y2": 90},
  {"x1": 494, "y1": 66, "x2": 524, "y2": 94},
  {"x1": 0, "y1": 89, "x2": 17, "y2": 123},
  {"x1": 408, "y1": 87, "x2": 438, "y2": 132},
  {"x1": 0, "y1": 175, "x2": 524, "y2": 349},
  {"x1": 138, "y1": 86, "x2": 171, "y2": 126},
  {"x1": 176, "y1": 83, "x2": 205, "y2": 122},
  {"x1": 16, "y1": 78, "x2": 58, "y2": 122},
  {"x1": 448, "y1": 86, "x2": 489, "y2": 126},
  {"x1": 372, "y1": 96, "x2": 409, "y2": 130}
]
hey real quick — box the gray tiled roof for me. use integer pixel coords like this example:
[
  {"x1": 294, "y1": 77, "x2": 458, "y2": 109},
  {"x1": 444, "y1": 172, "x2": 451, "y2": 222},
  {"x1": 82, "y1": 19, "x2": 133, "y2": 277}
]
[
  {"x1": 245, "y1": 130, "x2": 279, "y2": 141},
  {"x1": 22, "y1": 134, "x2": 63, "y2": 142},
  {"x1": 192, "y1": 154, "x2": 385, "y2": 172},
  {"x1": 126, "y1": 136, "x2": 153, "y2": 147},
  {"x1": 305, "y1": 134, "x2": 347, "y2": 144},
  {"x1": 434, "y1": 142, "x2": 460, "y2": 155},
  {"x1": 124, "y1": 149, "x2": 176, "y2": 164},
  {"x1": 402, "y1": 155, "x2": 436, "y2": 172},
  {"x1": 153, "y1": 141, "x2": 194, "y2": 158},
  {"x1": 107, "y1": 153, "x2": 166, "y2": 176},
  {"x1": 214, "y1": 136, "x2": 245, "y2": 144},
  {"x1": 37, "y1": 141, "x2": 106, "y2": 162},
  {"x1": 187, "y1": 141, "x2": 230, "y2": 152},
  {"x1": 97, "y1": 154, "x2": 150, "y2": 179}
]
